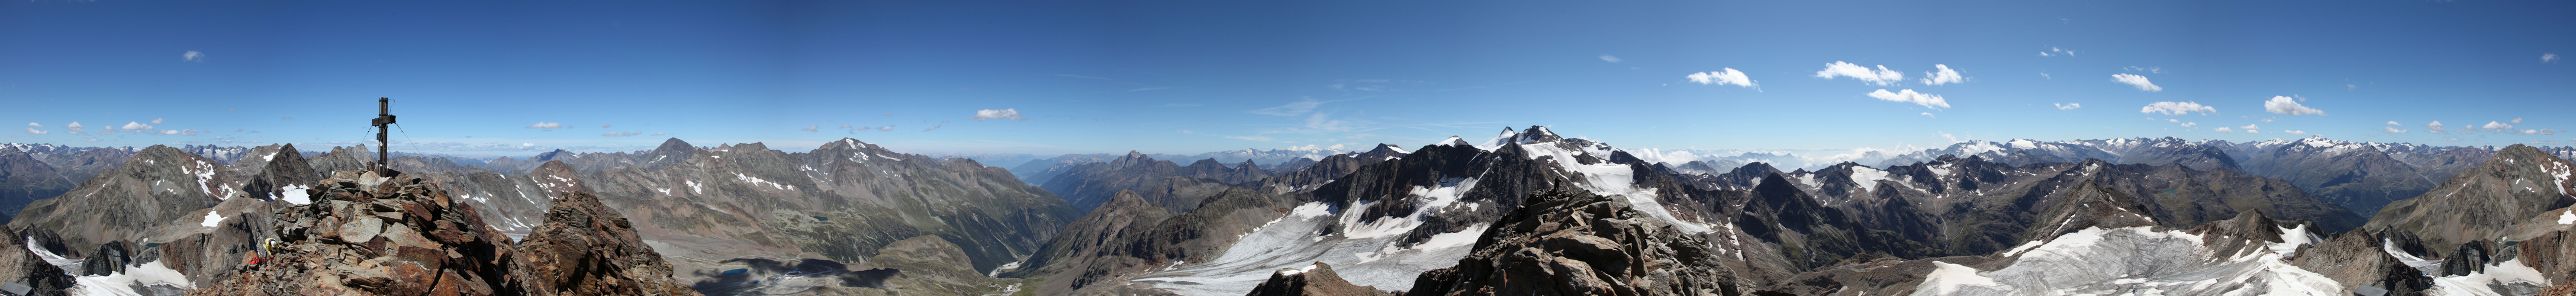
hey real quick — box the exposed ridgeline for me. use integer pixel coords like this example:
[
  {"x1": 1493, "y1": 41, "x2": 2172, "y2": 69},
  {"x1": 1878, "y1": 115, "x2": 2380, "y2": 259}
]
[
  {"x1": 188, "y1": 170, "x2": 692, "y2": 295},
  {"x1": 5, "y1": 144, "x2": 318, "y2": 252},
  {"x1": 1864, "y1": 137, "x2": 2576, "y2": 217},
  {"x1": 2366, "y1": 144, "x2": 2576, "y2": 249},
  {"x1": 1715, "y1": 155, "x2": 2366, "y2": 234}
]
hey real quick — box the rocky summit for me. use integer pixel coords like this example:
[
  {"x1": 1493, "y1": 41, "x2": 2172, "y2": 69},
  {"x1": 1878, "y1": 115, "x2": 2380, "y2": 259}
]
[
  {"x1": 185, "y1": 170, "x2": 690, "y2": 295},
  {"x1": 1399, "y1": 188, "x2": 1743, "y2": 296}
]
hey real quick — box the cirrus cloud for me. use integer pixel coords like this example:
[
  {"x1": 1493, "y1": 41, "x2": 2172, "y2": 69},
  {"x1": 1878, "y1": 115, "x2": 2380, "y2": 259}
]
[{"x1": 2055, "y1": 103, "x2": 2082, "y2": 110}]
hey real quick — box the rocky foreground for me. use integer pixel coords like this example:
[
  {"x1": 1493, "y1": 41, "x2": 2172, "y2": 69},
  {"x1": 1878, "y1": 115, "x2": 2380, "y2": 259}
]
[{"x1": 184, "y1": 170, "x2": 691, "y2": 295}]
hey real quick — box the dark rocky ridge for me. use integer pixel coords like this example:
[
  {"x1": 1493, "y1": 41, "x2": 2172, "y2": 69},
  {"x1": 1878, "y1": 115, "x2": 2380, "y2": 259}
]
[{"x1": 1402, "y1": 188, "x2": 1743, "y2": 295}]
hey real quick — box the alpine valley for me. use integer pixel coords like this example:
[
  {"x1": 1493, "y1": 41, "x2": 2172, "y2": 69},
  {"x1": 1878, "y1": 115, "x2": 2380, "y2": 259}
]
[{"x1": 2, "y1": 126, "x2": 2575, "y2": 295}]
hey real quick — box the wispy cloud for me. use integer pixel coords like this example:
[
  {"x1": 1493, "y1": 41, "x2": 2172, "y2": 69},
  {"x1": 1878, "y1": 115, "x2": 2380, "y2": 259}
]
[
  {"x1": 150, "y1": 118, "x2": 165, "y2": 124},
  {"x1": 526, "y1": 122, "x2": 563, "y2": 129},
  {"x1": 2039, "y1": 47, "x2": 2075, "y2": 57},
  {"x1": 2055, "y1": 103, "x2": 2082, "y2": 110},
  {"x1": 1815, "y1": 62, "x2": 1904, "y2": 86},
  {"x1": 2546, "y1": 53, "x2": 2561, "y2": 63},
  {"x1": 22, "y1": 128, "x2": 45, "y2": 135},
  {"x1": 1686, "y1": 68, "x2": 1756, "y2": 88},
  {"x1": 1866, "y1": 89, "x2": 1949, "y2": 109},
  {"x1": 2384, "y1": 126, "x2": 2408, "y2": 133},
  {"x1": 1598, "y1": 54, "x2": 1622, "y2": 63},
  {"x1": 2262, "y1": 96, "x2": 2325, "y2": 115},
  {"x1": 2139, "y1": 101, "x2": 2214, "y2": 115},
  {"x1": 971, "y1": 108, "x2": 1028, "y2": 121},
  {"x1": 801, "y1": 125, "x2": 819, "y2": 132},
  {"x1": 1919, "y1": 65, "x2": 1965, "y2": 85},
  {"x1": 182, "y1": 51, "x2": 205, "y2": 62},
  {"x1": 1251, "y1": 98, "x2": 1330, "y2": 116},
  {"x1": 2111, "y1": 73, "x2": 2162, "y2": 92}
]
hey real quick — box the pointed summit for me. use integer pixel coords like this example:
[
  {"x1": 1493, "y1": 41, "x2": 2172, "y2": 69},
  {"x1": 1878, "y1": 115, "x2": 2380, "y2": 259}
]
[
  {"x1": 1516, "y1": 126, "x2": 1562, "y2": 144},
  {"x1": 655, "y1": 137, "x2": 694, "y2": 152},
  {"x1": 1432, "y1": 136, "x2": 1470, "y2": 147},
  {"x1": 1109, "y1": 150, "x2": 1156, "y2": 168}
]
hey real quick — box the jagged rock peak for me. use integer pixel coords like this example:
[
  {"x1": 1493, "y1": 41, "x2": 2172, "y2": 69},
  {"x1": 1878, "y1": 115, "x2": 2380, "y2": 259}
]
[
  {"x1": 1247, "y1": 262, "x2": 1395, "y2": 296},
  {"x1": 1109, "y1": 150, "x2": 1157, "y2": 168},
  {"x1": 1432, "y1": 136, "x2": 1470, "y2": 147},
  {"x1": 653, "y1": 137, "x2": 694, "y2": 152},
  {"x1": 1366, "y1": 143, "x2": 1409, "y2": 155}
]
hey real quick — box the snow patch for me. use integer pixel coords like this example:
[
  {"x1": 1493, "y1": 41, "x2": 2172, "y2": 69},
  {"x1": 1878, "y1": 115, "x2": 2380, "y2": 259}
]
[
  {"x1": 278, "y1": 184, "x2": 311, "y2": 205},
  {"x1": 67, "y1": 259, "x2": 195, "y2": 295},
  {"x1": 199, "y1": 210, "x2": 224, "y2": 227},
  {"x1": 1918, "y1": 262, "x2": 2011, "y2": 295}
]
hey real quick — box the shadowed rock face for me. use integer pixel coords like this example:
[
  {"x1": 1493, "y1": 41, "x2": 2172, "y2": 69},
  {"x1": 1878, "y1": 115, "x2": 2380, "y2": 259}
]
[
  {"x1": 0, "y1": 227, "x2": 75, "y2": 296},
  {"x1": 1405, "y1": 188, "x2": 1743, "y2": 296}
]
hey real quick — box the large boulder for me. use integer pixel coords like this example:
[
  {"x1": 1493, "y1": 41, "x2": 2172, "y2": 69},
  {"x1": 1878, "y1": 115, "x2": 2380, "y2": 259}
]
[{"x1": 505, "y1": 191, "x2": 693, "y2": 295}]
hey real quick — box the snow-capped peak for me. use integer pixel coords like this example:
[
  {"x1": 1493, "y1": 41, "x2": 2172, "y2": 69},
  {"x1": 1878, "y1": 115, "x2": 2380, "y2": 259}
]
[{"x1": 1433, "y1": 136, "x2": 1470, "y2": 147}]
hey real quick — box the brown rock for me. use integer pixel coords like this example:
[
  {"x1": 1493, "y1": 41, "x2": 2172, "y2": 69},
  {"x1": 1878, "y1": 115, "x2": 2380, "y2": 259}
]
[
  {"x1": 504, "y1": 191, "x2": 693, "y2": 295},
  {"x1": 1245, "y1": 262, "x2": 1395, "y2": 296}
]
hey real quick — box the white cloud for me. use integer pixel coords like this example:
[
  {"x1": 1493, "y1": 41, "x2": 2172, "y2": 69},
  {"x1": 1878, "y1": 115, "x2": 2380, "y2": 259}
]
[
  {"x1": 2512, "y1": 118, "x2": 2525, "y2": 124},
  {"x1": 2181, "y1": 122, "x2": 2198, "y2": 127},
  {"x1": 2262, "y1": 96, "x2": 2325, "y2": 115},
  {"x1": 801, "y1": 125, "x2": 819, "y2": 132},
  {"x1": 2484, "y1": 121, "x2": 2514, "y2": 131},
  {"x1": 2111, "y1": 73, "x2": 2162, "y2": 92},
  {"x1": 2427, "y1": 121, "x2": 2447, "y2": 133},
  {"x1": 23, "y1": 127, "x2": 46, "y2": 135},
  {"x1": 2139, "y1": 101, "x2": 2216, "y2": 115},
  {"x1": 2055, "y1": 103, "x2": 2082, "y2": 110},
  {"x1": 1920, "y1": 112, "x2": 1936, "y2": 118},
  {"x1": 1598, "y1": 54, "x2": 1622, "y2": 63},
  {"x1": 2039, "y1": 47, "x2": 2075, "y2": 57},
  {"x1": 2384, "y1": 126, "x2": 2408, "y2": 133},
  {"x1": 1814, "y1": 62, "x2": 1905, "y2": 86},
  {"x1": 64, "y1": 122, "x2": 82, "y2": 133},
  {"x1": 602, "y1": 131, "x2": 642, "y2": 137},
  {"x1": 1686, "y1": 68, "x2": 1756, "y2": 87},
  {"x1": 2548, "y1": 53, "x2": 2561, "y2": 63},
  {"x1": 971, "y1": 108, "x2": 1028, "y2": 121},
  {"x1": 25, "y1": 123, "x2": 38, "y2": 127},
  {"x1": 2214, "y1": 127, "x2": 2235, "y2": 133},
  {"x1": 121, "y1": 121, "x2": 153, "y2": 131},
  {"x1": 2239, "y1": 124, "x2": 2259, "y2": 130},
  {"x1": 150, "y1": 118, "x2": 165, "y2": 124},
  {"x1": 1252, "y1": 98, "x2": 1326, "y2": 116},
  {"x1": 877, "y1": 126, "x2": 894, "y2": 131},
  {"x1": 651, "y1": 132, "x2": 667, "y2": 136},
  {"x1": 1866, "y1": 89, "x2": 1949, "y2": 109},
  {"x1": 2387, "y1": 121, "x2": 2401, "y2": 126},
  {"x1": 182, "y1": 51, "x2": 205, "y2": 62},
  {"x1": 526, "y1": 122, "x2": 563, "y2": 129},
  {"x1": 1920, "y1": 65, "x2": 1965, "y2": 85},
  {"x1": 1223, "y1": 135, "x2": 1274, "y2": 141}
]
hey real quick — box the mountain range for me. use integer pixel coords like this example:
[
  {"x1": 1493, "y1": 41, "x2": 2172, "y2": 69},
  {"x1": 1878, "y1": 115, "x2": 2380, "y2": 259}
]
[{"x1": 0, "y1": 126, "x2": 2573, "y2": 295}]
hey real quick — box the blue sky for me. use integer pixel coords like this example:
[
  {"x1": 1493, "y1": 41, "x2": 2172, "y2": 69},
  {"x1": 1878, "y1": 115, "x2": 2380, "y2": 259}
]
[{"x1": 4, "y1": 0, "x2": 2571, "y2": 156}]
